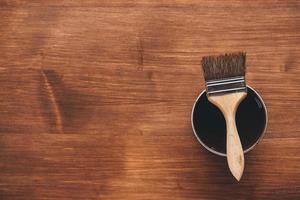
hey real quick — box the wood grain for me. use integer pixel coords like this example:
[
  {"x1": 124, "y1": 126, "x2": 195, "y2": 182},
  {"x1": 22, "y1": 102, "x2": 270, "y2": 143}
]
[{"x1": 0, "y1": 0, "x2": 300, "y2": 199}]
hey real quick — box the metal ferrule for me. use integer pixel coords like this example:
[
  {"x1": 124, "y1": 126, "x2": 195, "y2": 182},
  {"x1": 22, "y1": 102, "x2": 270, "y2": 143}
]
[{"x1": 206, "y1": 76, "x2": 246, "y2": 95}]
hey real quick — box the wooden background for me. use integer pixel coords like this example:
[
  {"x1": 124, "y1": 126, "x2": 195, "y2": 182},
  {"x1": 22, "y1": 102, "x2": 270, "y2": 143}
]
[{"x1": 0, "y1": 0, "x2": 300, "y2": 199}]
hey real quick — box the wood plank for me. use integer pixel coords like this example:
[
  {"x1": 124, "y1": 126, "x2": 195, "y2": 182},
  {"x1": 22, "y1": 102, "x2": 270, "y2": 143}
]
[{"x1": 0, "y1": 0, "x2": 300, "y2": 199}]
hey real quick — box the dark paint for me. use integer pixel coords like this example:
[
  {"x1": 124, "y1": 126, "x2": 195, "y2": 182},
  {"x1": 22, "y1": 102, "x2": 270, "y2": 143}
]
[{"x1": 192, "y1": 87, "x2": 267, "y2": 154}]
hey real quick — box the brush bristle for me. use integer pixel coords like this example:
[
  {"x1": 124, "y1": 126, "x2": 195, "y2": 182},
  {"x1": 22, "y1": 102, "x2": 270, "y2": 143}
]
[{"x1": 201, "y1": 52, "x2": 246, "y2": 81}]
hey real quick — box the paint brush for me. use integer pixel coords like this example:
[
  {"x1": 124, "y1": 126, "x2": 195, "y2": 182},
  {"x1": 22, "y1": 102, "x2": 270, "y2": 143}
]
[{"x1": 201, "y1": 52, "x2": 247, "y2": 181}]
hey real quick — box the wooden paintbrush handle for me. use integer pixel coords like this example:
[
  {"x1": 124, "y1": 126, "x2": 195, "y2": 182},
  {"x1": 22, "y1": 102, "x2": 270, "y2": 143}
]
[
  {"x1": 225, "y1": 111, "x2": 244, "y2": 181},
  {"x1": 208, "y1": 92, "x2": 247, "y2": 181}
]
